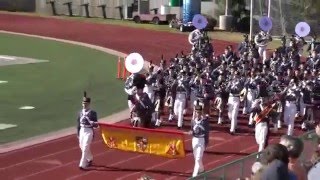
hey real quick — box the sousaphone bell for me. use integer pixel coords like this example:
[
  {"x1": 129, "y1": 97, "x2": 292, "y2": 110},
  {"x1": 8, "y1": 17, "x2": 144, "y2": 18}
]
[{"x1": 125, "y1": 52, "x2": 145, "y2": 74}]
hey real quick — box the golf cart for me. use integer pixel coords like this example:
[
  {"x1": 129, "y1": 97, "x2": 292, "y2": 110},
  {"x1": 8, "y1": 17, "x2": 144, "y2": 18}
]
[{"x1": 131, "y1": 0, "x2": 176, "y2": 25}]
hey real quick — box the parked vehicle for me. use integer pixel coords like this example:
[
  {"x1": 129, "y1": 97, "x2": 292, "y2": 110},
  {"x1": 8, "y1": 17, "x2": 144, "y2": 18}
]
[
  {"x1": 132, "y1": 12, "x2": 176, "y2": 25},
  {"x1": 169, "y1": 15, "x2": 217, "y2": 32}
]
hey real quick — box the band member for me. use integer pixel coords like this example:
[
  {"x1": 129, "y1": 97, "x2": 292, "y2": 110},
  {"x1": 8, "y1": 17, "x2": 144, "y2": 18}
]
[
  {"x1": 284, "y1": 79, "x2": 299, "y2": 135},
  {"x1": 252, "y1": 97, "x2": 270, "y2": 152},
  {"x1": 243, "y1": 70, "x2": 259, "y2": 126},
  {"x1": 174, "y1": 71, "x2": 189, "y2": 129},
  {"x1": 154, "y1": 78, "x2": 166, "y2": 127},
  {"x1": 301, "y1": 81, "x2": 314, "y2": 130},
  {"x1": 238, "y1": 34, "x2": 250, "y2": 56},
  {"x1": 290, "y1": 34, "x2": 306, "y2": 56},
  {"x1": 190, "y1": 75, "x2": 201, "y2": 113},
  {"x1": 189, "y1": 104, "x2": 210, "y2": 177},
  {"x1": 222, "y1": 45, "x2": 236, "y2": 64},
  {"x1": 77, "y1": 93, "x2": 98, "y2": 170},
  {"x1": 227, "y1": 70, "x2": 244, "y2": 134},
  {"x1": 195, "y1": 76, "x2": 214, "y2": 117},
  {"x1": 188, "y1": 29, "x2": 203, "y2": 50},
  {"x1": 214, "y1": 75, "x2": 228, "y2": 124},
  {"x1": 269, "y1": 97, "x2": 283, "y2": 132},
  {"x1": 124, "y1": 73, "x2": 147, "y2": 111},
  {"x1": 165, "y1": 72, "x2": 178, "y2": 121},
  {"x1": 130, "y1": 86, "x2": 155, "y2": 128},
  {"x1": 144, "y1": 65, "x2": 157, "y2": 103},
  {"x1": 254, "y1": 30, "x2": 272, "y2": 63}
]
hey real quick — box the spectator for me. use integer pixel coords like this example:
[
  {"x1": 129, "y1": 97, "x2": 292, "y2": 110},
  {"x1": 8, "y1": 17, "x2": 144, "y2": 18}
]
[
  {"x1": 307, "y1": 124, "x2": 320, "y2": 180},
  {"x1": 307, "y1": 147, "x2": 320, "y2": 180},
  {"x1": 259, "y1": 143, "x2": 292, "y2": 180},
  {"x1": 279, "y1": 135, "x2": 307, "y2": 180},
  {"x1": 316, "y1": 123, "x2": 320, "y2": 138},
  {"x1": 250, "y1": 161, "x2": 266, "y2": 180}
]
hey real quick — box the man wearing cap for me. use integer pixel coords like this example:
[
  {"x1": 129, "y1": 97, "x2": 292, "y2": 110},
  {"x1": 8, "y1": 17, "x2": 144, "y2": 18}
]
[
  {"x1": 243, "y1": 70, "x2": 259, "y2": 125},
  {"x1": 284, "y1": 79, "x2": 299, "y2": 135},
  {"x1": 144, "y1": 65, "x2": 157, "y2": 103},
  {"x1": 77, "y1": 95, "x2": 98, "y2": 170},
  {"x1": 252, "y1": 97, "x2": 271, "y2": 152},
  {"x1": 130, "y1": 85, "x2": 154, "y2": 128},
  {"x1": 300, "y1": 81, "x2": 314, "y2": 130},
  {"x1": 227, "y1": 70, "x2": 244, "y2": 134},
  {"x1": 189, "y1": 104, "x2": 210, "y2": 177},
  {"x1": 125, "y1": 73, "x2": 147, "y2": 110},
  {"x1": 173, "y1": 70, "x2": 189, "y2": 129},
  {"x1": 254, "y1": 30, "x2": 272, "y2": 64}
]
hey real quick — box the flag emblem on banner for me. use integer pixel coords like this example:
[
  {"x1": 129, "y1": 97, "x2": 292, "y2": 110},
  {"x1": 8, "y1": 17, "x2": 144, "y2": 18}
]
[
  {"x1": 136, "y1": 136, "x2": 148, "y2": 152},
  {"x1": 106, "y1": 137, "x2": 117, "y2": 148},
  {"x1": 166, "y1": 142, "x2": 179, "y2": 156}
]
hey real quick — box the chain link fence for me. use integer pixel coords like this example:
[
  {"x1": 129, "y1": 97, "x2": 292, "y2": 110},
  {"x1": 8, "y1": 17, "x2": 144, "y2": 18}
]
[{"x1": 188, "y1": 130, "x2": 319, "y2": 180}]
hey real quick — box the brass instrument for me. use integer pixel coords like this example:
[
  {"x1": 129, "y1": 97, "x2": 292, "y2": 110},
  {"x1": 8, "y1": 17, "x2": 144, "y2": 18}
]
[
  {"x1": 254, "y1": 32, "x2": 272, "y2": 47},
  {"x1": 240, "y1": 88, "x2": 247, "y2": 102}
]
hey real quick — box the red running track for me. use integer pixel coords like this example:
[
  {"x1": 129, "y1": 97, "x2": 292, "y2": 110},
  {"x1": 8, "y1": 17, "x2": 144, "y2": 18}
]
[
  {"x1": 0, "y1": 114, "x2": 303, "y2": 180},
  {"x1": 0, "y1": 13, "x2": 304, "y2": 180}
]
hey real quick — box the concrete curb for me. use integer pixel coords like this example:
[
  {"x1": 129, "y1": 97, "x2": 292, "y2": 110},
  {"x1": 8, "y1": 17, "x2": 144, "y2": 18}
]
[{"x1": 0, "y1": 30, "x2": 145, "y2": 153}]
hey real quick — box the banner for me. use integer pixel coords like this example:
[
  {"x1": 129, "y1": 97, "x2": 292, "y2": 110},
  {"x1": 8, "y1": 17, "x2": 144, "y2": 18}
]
[{"x1": 99, "y1": 123, "x2": 186, "y2": 159}]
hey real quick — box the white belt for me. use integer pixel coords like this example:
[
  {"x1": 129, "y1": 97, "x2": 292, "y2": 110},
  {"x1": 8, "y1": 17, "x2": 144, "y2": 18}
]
[
  {"x1": 286, "y1": 100, "x2": 296, "y2": 104},
  {"x1": 229, "y1": 94, "x2": 240, "y2": 97},
  {"x1": 193, "y1": 135, "x2": 205, "y2": 138},
  {"x1": 80, "y1": 125, "x2": 93, "y2": 128}
]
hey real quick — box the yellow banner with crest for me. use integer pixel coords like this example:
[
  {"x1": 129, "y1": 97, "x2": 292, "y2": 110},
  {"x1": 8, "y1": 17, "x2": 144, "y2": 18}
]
[{"x1": 99, "y1": 123, "x2": 186, "y2": 159}]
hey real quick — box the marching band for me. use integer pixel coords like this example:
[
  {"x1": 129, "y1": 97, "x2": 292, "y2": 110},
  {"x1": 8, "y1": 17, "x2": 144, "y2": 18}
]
[
  {"x1": 124, "y1": 31, "x2": 320, "y2": 133},
  {"x1": 123, "y1": 20, "x2": 320, "y2": 161}
]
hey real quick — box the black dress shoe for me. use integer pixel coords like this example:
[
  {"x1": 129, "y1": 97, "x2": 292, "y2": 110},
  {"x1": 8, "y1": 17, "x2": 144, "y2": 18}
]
[
  {"x1": 79, "y1": 167, "x2": 87, "y2": 170},
  {"x1": 230, "y1": 131, "x2": 235, "y2": 135},
  {"x1": 177, "y1": 127, "x2": 182, "y2": 130},
  {"x1": 248, "y1": 124, "x2": 254, "y2": 128},
  {"x1": 87, "y1": 160, "x2": 93, "y2": 166}
]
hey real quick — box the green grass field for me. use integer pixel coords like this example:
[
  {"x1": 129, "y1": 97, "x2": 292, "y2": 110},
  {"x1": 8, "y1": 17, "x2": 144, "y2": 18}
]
[{"x1": 0, "y1": 33, "x2": 127, "y2": 144}]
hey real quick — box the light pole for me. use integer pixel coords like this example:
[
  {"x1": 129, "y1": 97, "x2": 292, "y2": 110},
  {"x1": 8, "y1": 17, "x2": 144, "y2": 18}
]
[
  {"x1": 267, "y1": 0, "x2": 271, "y2": 17},
  {"x1": 249, "y1": 0, "x2": 253, "y2": 40}
]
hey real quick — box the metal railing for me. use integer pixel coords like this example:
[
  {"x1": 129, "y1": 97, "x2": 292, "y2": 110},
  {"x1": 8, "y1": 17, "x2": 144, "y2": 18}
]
[{"x1": 188, "y1": 130, "x2": 319, "y2": 180}]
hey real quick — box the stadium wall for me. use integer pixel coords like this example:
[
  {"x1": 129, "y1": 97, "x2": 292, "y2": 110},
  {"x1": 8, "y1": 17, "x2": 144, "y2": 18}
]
[{"x1": 0, "y1": 0, "x2": 36, "y2": 12}]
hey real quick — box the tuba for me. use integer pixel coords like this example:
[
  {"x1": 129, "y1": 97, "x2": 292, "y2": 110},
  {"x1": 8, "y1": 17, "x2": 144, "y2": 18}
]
[
  {"x1": 188, "y1": 29, "x2": 202, "y2": 45},
  {"x1": 125, "y1": 53, "x2": 145, "y2": 74},
  {"x1": 254, "y1": 32, "x2": 272, "y2": 47},
  {"x1": 124, "y1": 53, "x2": 145, "y2": 95}
]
